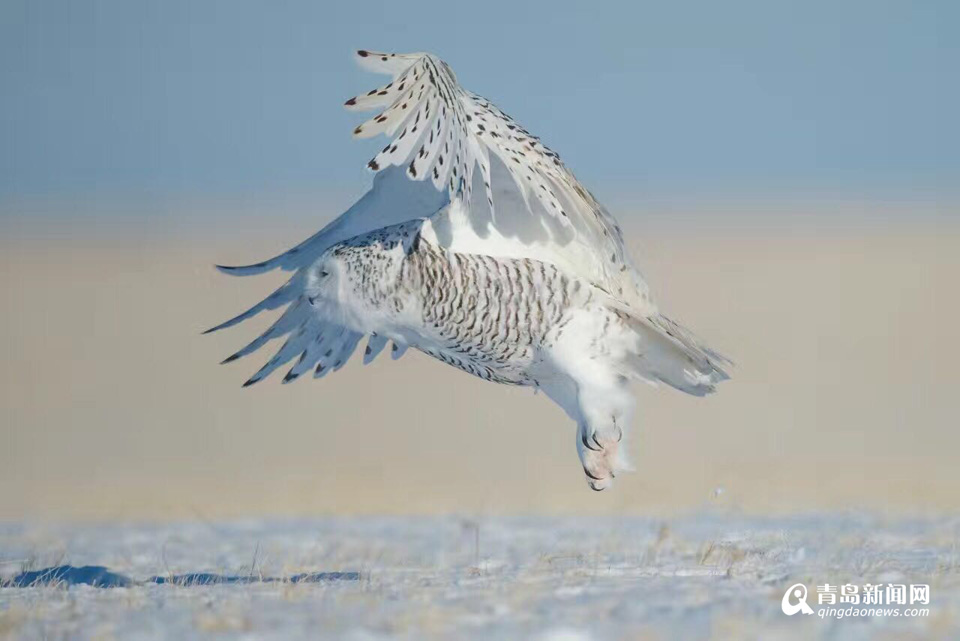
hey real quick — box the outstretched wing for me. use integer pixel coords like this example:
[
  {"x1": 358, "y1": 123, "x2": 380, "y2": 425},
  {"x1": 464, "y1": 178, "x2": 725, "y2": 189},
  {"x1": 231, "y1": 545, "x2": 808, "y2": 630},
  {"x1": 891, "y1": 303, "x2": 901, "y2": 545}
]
[
  {"x1": 205, "y1": 166, "x2": 435, "y2": 385},
  {"x1": 205, "y1": 259, "x2": 410, "y2": 386},
  {"x1": 212, "y1": 165, "x2": 446, "y2": 278},
  {"x1": 346, "y1": 49, "x2": 649, "y2": 309}
]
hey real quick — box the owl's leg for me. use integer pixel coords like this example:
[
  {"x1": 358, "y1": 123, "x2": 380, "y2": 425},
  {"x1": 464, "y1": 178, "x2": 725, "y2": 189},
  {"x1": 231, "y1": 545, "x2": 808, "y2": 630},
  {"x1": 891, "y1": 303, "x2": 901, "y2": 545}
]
[
  {"x1": 540, "y1": 309, "x2": 636, "y2": 491},
  {"x1": 573, "y1": 381, "x2": 633, "y2": 491}
]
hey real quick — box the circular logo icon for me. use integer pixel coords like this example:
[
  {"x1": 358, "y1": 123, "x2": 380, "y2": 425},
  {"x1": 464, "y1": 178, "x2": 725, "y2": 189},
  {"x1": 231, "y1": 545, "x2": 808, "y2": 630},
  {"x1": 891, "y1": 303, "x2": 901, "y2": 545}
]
[{"x1": 782, "y1": 583, "x2": 815, "y2": 616}]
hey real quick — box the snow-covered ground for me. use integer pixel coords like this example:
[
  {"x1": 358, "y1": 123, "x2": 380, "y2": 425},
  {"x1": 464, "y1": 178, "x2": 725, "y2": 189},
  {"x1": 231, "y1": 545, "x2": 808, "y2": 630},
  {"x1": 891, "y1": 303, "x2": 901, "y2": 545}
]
[{"x1": 1, "y1": 513, "x2": 958, "y2": 640}]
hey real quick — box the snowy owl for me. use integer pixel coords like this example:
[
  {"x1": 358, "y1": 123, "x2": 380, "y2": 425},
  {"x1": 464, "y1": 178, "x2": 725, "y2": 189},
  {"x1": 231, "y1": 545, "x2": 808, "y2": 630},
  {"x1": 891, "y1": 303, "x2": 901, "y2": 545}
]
[{"x1": 207, "y1": 51, "x2": 730, "y2": 490}]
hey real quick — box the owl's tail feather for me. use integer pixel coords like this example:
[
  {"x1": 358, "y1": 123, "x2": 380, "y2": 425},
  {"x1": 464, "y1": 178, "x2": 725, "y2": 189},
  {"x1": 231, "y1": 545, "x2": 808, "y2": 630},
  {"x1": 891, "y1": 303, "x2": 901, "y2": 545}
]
[{"x1": 621, "y1": 312, "x2": 731, "y2": 397}]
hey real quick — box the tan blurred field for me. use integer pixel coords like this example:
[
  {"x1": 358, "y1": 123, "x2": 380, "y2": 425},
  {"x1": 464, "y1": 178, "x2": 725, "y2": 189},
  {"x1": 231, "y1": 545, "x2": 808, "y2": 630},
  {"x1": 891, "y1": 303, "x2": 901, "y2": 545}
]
[{"x1": 1, "y1": 212, "x2": 958, "y2": 520}]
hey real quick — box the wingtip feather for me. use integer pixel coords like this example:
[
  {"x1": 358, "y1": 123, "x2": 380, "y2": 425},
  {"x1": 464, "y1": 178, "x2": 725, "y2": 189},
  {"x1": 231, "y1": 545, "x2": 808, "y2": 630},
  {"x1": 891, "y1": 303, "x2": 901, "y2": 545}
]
[
  {"x1": 215, "y1": 262, "x2": 273, "y2": 276},
  {"x1": 204, "y1": 319, "x2": 234, "y2": 335},
  {"x1": 354, "y1": 49, "x2": 422, "y2": 76}
]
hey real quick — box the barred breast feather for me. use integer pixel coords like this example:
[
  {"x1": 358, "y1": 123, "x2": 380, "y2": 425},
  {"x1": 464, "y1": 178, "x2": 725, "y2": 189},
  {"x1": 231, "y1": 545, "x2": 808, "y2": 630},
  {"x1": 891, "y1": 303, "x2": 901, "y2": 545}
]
[
  {"x1": 399, "y1": 240, "x2": 589, "y2": 385},
  {"x1": 329, "y1": 224, "x2": 592, "y2": 385}
]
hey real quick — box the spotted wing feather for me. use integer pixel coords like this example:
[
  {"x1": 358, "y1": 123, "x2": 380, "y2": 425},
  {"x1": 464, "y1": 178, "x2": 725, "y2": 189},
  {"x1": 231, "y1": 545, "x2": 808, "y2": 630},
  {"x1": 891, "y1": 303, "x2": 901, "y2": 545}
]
[{"x1": 345, "y1": 49, "x2": 644, "y2": 309}]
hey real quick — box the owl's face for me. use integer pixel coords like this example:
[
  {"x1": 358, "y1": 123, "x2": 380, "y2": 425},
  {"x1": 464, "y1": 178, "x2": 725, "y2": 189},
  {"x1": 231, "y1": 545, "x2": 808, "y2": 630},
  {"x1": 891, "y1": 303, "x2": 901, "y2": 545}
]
[{"x1": 304, "y1": 253, "x2": 342, "y2": 310}]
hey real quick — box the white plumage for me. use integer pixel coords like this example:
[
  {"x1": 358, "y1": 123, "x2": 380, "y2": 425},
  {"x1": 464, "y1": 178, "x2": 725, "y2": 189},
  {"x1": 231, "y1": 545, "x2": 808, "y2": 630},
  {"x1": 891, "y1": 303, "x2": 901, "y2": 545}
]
[{"x1": 207, "y1": 50, "x2": 730, "y2": 490}]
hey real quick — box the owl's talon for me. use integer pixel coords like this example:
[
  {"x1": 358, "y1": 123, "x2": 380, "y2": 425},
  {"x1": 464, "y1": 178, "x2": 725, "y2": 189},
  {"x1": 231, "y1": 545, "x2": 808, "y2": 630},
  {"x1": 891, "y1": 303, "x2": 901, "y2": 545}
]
[
  {"x1": 592, "y1": 432, "x2": 604, "y2": 450},
  {"x1": 579, "y1": 422, "x2": 624, "y2": 491},
  {"x1": 583, "y1": 466, "x2": 603, "y2": 481},
  {"x1": 582, "y1": 431, "x2": 601, "y2": 452}
]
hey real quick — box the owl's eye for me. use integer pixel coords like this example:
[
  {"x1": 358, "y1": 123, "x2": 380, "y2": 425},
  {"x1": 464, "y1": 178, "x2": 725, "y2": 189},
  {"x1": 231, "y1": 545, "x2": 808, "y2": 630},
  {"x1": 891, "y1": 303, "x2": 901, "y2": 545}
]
[{"x1": 319, "y1": 270, "x2": 329, "y2": 278}]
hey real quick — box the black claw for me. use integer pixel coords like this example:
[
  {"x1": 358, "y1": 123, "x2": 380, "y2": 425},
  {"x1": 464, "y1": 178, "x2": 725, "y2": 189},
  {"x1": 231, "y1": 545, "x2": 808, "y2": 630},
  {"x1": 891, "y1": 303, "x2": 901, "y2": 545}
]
[
  {"x1": 611, "y1": 416, "x2": 623, "y2": 442},
  {"x1": 592, "y1": 432, "x2": 604, "y2": 451},
  {"x1": 589, "y1": 483, "x2": 606, "y2": 492},
  {"x1": 582, "y1": 432, "x2": 601, "y2": 452},
  {"x1": 583, "y1": 467, "x2": 603, "y2": 481}
]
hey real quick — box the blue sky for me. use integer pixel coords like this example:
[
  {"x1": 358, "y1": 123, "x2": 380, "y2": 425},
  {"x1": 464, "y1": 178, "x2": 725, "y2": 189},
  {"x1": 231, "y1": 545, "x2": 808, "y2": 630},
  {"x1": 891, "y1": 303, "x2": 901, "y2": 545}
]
[{"x1": 1, "y1": 0, "x2": 956, "y2": 213}]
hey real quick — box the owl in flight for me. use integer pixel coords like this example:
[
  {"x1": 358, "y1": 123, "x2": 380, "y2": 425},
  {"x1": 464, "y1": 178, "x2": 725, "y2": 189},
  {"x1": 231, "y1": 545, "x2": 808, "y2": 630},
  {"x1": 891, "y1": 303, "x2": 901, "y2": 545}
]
[{"x1": 207, "y1": 51, "x2": 730, "y2": 490}]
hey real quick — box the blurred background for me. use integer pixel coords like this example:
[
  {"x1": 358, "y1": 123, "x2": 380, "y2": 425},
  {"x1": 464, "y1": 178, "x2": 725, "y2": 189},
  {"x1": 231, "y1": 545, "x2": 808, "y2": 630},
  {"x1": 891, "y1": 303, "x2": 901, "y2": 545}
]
[{"x1": 1, "y1": 0, "x2": 957, "y2": 520}]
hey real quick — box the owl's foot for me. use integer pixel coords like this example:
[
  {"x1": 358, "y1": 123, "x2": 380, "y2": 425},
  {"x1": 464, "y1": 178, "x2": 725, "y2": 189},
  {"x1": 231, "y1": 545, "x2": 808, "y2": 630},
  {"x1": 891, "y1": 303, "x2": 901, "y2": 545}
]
[{"x1": 579, "y1": 423, "x2": 622, "y2": 491}]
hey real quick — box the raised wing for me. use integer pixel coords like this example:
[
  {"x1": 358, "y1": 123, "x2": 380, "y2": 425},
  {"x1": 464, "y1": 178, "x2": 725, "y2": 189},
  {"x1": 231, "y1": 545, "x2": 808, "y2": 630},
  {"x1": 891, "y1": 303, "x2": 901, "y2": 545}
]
[{"x1": 346, "y1": 50, "x2": 649, "y2": 309}]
